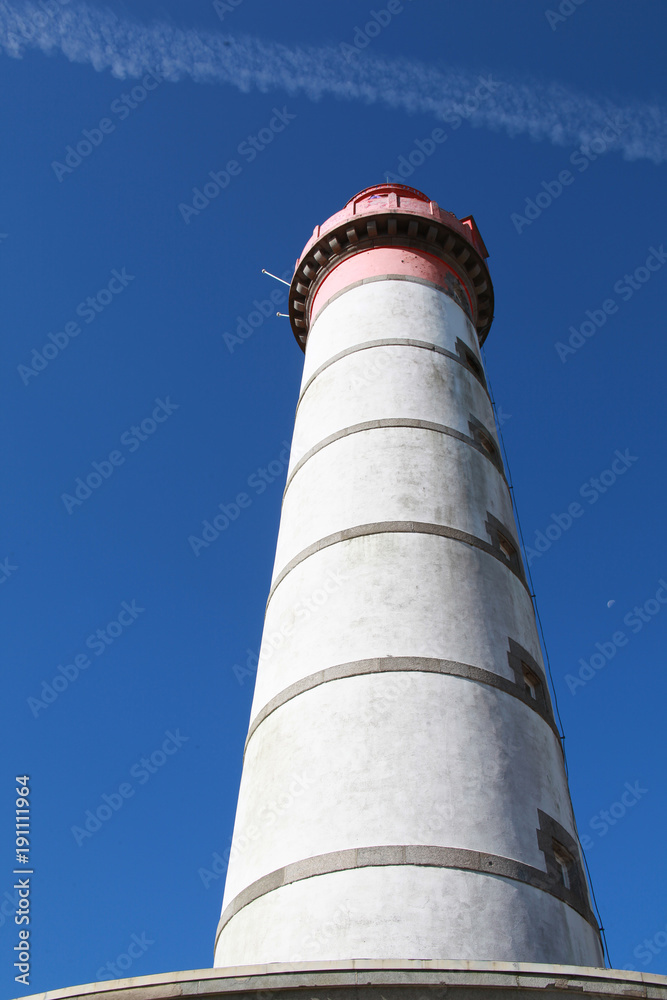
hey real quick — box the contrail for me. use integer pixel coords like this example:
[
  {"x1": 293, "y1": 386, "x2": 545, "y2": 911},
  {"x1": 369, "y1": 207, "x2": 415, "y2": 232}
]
[{"x1": 1, "y1": 0, "x2": 666, "y2": 163}]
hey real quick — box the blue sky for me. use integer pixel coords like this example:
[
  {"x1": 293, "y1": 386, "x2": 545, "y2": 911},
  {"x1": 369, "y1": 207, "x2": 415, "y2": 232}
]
[{"x1": 1, "y1": 0, "x2": 666, "y2": 994}]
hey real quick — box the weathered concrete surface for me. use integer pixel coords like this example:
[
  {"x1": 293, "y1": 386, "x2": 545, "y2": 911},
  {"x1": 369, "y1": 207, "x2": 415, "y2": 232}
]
[{"x1": 15, "y1": 962, "x2": 667, "y2": 1000}]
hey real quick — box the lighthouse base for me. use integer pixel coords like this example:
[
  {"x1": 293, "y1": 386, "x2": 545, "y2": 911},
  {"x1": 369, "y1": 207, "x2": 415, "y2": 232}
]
[{"x1": 18, "y1": 961, "x2": 667, "y2": 1000}]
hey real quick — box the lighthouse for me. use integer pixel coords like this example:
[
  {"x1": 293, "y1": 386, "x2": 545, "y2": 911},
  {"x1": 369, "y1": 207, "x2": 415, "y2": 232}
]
[{"x1": 212, "y1": 183, "x2": 604, "y2": 969}]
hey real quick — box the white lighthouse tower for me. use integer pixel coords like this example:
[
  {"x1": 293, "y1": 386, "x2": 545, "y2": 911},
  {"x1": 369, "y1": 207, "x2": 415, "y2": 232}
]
[{"x1": 213, "y1": 184, "x2": 604, "y2": 969}]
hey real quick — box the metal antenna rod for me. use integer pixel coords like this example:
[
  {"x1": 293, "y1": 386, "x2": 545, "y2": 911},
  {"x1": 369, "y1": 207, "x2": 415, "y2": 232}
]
[
  {"x1": 262, "y1": 268, "x2": 290, "y2": 286},
  {"x1": 276, "y1": 312, "x2": 289, "y2": 317}
]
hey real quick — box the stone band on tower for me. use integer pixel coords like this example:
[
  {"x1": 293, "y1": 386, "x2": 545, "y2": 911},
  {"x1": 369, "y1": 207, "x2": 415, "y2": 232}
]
[{"x1": 213, "y1": 184, "x2": 604, "y2": 969}]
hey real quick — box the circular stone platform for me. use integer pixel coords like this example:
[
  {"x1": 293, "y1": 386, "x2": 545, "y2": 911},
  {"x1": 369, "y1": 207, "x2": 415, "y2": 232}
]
[{"x1": 16, "y1": 961, "x2": 667, "y2": 1000}]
